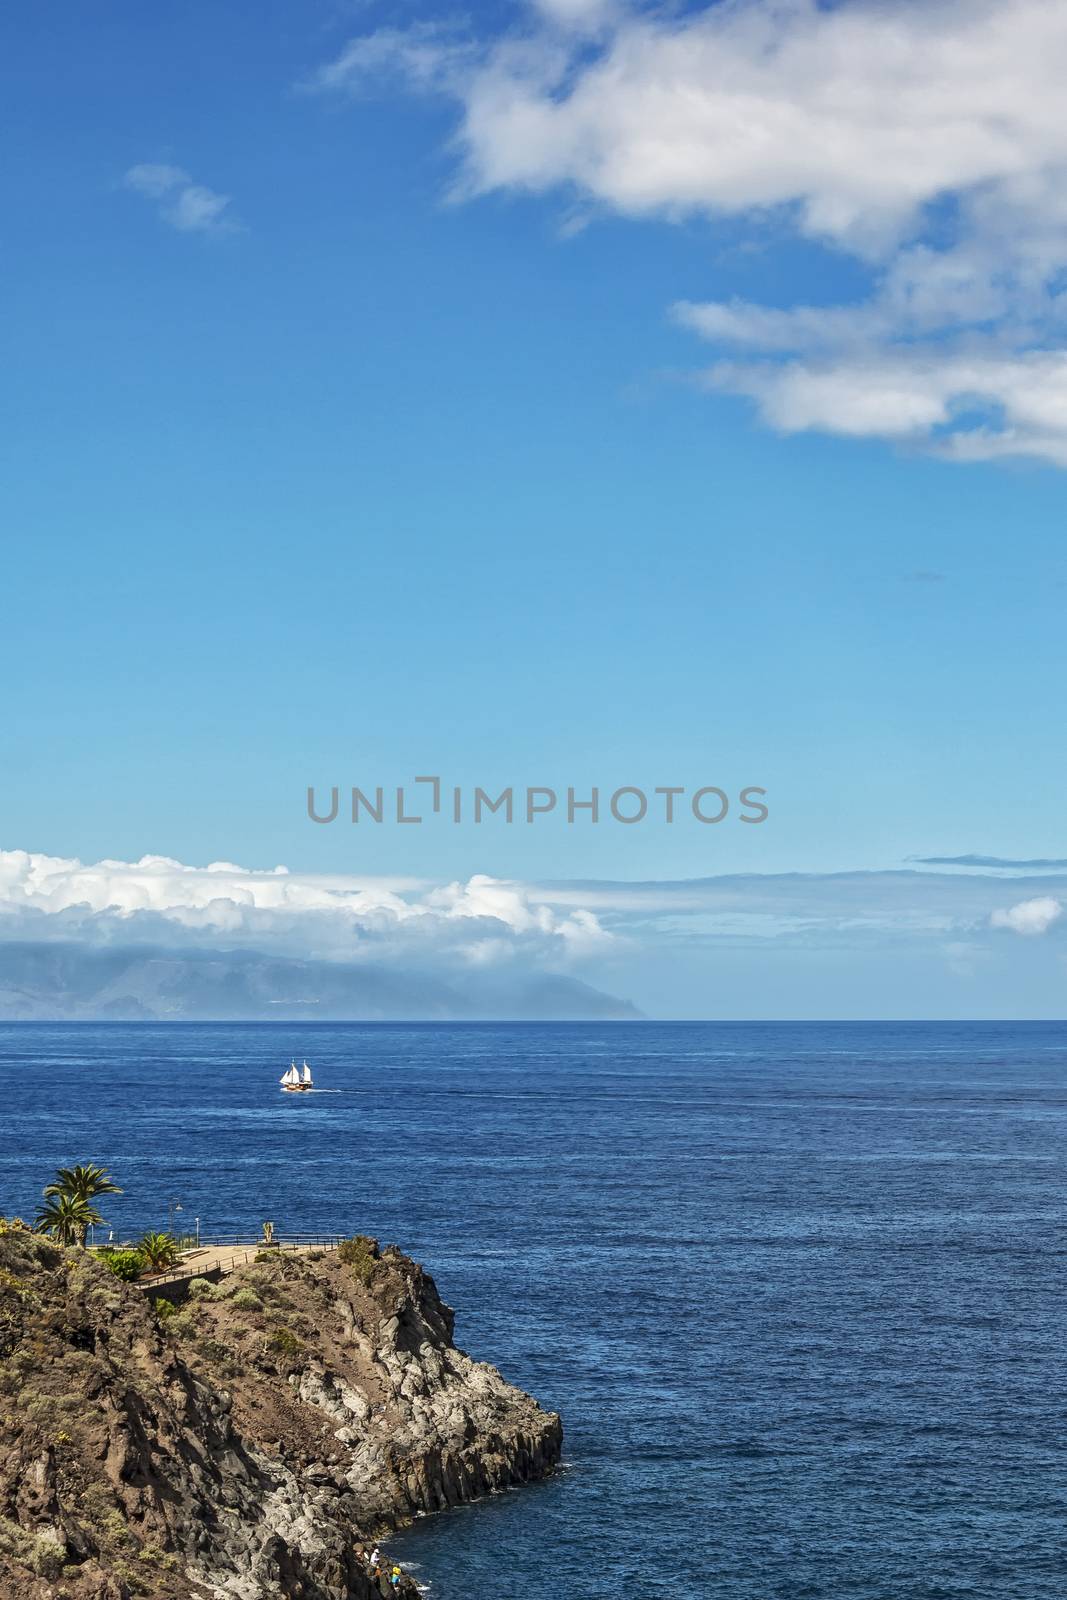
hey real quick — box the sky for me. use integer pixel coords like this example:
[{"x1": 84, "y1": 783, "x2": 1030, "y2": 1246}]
[{"x1": 3, "y1": 0, "x2": 1067, "y2": 1017}]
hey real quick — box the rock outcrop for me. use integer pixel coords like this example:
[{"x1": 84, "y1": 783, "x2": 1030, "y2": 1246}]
[{"x1": 0, "y1": 1228, "x2": 561, "y2": 1600}]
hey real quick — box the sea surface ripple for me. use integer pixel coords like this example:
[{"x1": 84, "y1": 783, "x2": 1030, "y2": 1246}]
[{"x1": 3, "y1": 1020, "x2": 1066, "y2": 1600}]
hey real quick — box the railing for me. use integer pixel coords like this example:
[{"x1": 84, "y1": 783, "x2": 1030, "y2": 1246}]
[
  {"x1": 134, "y1": 1235, "x2": 344, "y2": 1293},
  {"x1": 101, "y1": 1231, "x2": 345, "y2": 1251},
  {"x1": 197, "y1": 1233, "x2": 347, "y2": 1247}
]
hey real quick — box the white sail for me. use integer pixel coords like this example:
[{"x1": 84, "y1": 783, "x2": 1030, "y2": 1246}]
[
  {"x1": 302, "y1": 1062, "x2": 313, "y2": 1084},
  {"x1": 280, "y1": 1064, "x2": 299, "y2": 1085}
]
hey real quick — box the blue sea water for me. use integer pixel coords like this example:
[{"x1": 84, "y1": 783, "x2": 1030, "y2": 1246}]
[{"x1": 3, "y1": 1020, "x2": 1067, "y2": 1600}]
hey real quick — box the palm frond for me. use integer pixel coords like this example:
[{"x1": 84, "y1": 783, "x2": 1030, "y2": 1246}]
[
  {"x1": 34, "y1": 1193, "x2": 100, "y2": 1247},
  {"x1": 43, "y1": 1163, "x2": 123, "y2": 1203}
]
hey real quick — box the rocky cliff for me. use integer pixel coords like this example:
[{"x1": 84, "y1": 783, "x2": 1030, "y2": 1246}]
[{"x1": 0, "y1": 1228, "x2": 562, "y2": 1600}]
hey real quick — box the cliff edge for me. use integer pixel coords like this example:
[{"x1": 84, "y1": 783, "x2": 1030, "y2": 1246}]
[{"x1": 0, "y1": 1228, "x2": 562, "y2": 1600}]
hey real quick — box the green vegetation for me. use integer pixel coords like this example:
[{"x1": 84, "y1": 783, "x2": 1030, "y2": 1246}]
[
  {"x1": 100, "y1": 1249, "x2": 143, "y2": 1282},
  {"x1": 337, "y1": 1234, "x2": 379, "y2": 1285},
  {"x1": 268, "y1": 1325, "x2": 304, "y2": 1356},
  {"x1": 34, "y1": 1193, "x2": 100, "y2": 1247},
  {"x1": 94, "y1": 1231, "x2": 182, "y2": 1282},
  {"x1": 136, "y1": 1232, "x2": 181, "y2": 1273},
  {"x1": 44, "y1": 1164, "x2": 122, "y2": 1208},
  {"x1": 152, "y1": 1297, "x2": 178, "y2": 1321},
  {"x1": 197, "y1": 1338, "x2": 235, "y2": 1365},
  {"x1": 0, "y1": 1519, "x2": 65, "y2": 1580},
  {"x1": 33, "y1": 1164, "x2": 122, "y2": 1247},
  {"x1": 230, "y1": 1287, "x2": 262, "y2": 1311},
  {"x1": 186, "y1": 1277, "x2": 220, "y2": 1300}
]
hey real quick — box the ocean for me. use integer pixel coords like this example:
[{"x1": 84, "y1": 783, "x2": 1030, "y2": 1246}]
[{"x1": 3, "y1": 1019, "x2": 1066, "y2": 1600}]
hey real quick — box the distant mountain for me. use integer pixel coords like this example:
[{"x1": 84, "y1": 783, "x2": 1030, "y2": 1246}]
[{"x1": 0, "y1": 940, "x2": 641, "y2": 1021}]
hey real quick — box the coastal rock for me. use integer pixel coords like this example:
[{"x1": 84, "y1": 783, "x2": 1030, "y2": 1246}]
[{"x1": 0, "y1": 1228, "x2": 561, "y2": 1599}]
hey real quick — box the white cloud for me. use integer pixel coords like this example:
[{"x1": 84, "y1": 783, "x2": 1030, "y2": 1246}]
[
  {"x1": 533, "y1": 868, "x2": 1067, "y2": 948},
  {"x1": 164, "y1": 184, "x2": 233, "y2": 233},
  {"x1": 123, "y1": 163, "x2": 239, "y2": 234},
  {"x1": 0, "y1": 849, "x2": 609, "y2": 967},
  {"x1": 123, "y1": 163, "x2": 190, "y2": 200},
  {"x1": 0, "y1": 850, "x2": 1024, "y2": 977},
  {"x1": 528, "y1": 0, "x2": 618, "y2": 31},
  {"x1": 990, "y1": 896, "x2": 1064, "y2": 937},
  {"x1": 306, "y1": 25, "x2": 475, "y2": 96},
  {"x1": 312, "y1": 0, "x2": 1067, "y2": 465},
  {"x1": 697, "y1": 348, "x2": 1067, "y2": 463},
  {"x1": 317, "y1": 1, "x2": 1067, "y2": 241}
]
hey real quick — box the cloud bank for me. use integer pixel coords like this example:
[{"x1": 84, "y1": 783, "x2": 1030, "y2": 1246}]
[
  {"x1": 0, "y1": 850, "x2": 625, "y2": 1021},
  {"x1": 8, "y1": 848, "x2": 1067, "y2": 961},
  {"x1": 0, "y1": 850, "x2": 609, "y2": 965},
  {"x1": 312, "y1": 0, "x2": 1067, "y2": 465},
  {"x1": 5, "y1": 848, "x2": 1067, "y2": 1018}
]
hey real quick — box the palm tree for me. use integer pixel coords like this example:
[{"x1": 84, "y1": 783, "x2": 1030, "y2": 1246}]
[
  {"x1": 35, "y1": 1194, "x2": 100, "y2": 1247},
  {"x1": 44, "y1": 1164, "x2": 122, "y2": 1205},
  {"x1": 137, "y1": 1232, "x2": 181, "y2": 1273},
  {"x1": 43, "y1": 1164, "x2": 122, "y2": 1247}
]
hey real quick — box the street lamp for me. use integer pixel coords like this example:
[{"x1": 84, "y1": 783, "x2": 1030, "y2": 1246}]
[{"x1": 195, "y1": 1216, "x2": 201, "y2": 1248}]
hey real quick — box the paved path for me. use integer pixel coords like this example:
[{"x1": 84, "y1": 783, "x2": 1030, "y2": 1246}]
[{"x1": 141, "y1": 1241, "x2": 330, "y2": 1291}]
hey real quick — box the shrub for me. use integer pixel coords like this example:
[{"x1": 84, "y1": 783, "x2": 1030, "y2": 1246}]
[
  {"x1": 112, "y1": 1559, "x2": 152, "y2": 1595},
  {"x1": 153, "y1": 1297, "x2": 177, "y2": 1321},
  {"x1": 198, "y1": 1338, "x2": 234, "y2": 1365},
  {"x1": 100, "y1": 1512, "x2": 132, "y2": 1550},
  {"x1": 0, "y1": 1266, "x2": 38, "y2": 1303},
  {"x1": 230, "y1": 1288, "x2": 262, "y2": 1311},
  {"x1": 136, "y1": 1232, "x2": 181, "y2": 1273},
  {"x1": 337, "y1": 1235, "x2": 379, "y2": 1285},
  {"x1": 30, "y1": 1535, "x2": 65, "y2": 1579},
  {"x1": 186, "y1": 1278, "x2": 220, "y2": 1300},
  {"x1": 269, "y1": 1326, "x2": 304, "y2": 1356},
  {"x1": 101, "y1": 1250, "x2": 143, "y2": 1283},
  {"x1": 0, "y1": 1515, "x2": 33, "y2": 1560}
]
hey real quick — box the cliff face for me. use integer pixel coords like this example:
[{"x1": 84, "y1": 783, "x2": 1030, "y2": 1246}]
[{"x1": 0, "y1": 1229, "x2": 562, "y2": 1600}]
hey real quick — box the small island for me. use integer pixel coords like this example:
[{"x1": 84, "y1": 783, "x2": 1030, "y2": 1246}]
[{"x1": 0, "y1": 1167, "x2": 562, "y2": 1599}]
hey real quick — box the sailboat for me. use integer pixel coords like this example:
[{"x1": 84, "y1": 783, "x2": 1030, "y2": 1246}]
[{"x1": 279, "y1": 1059, "x2": 314, "y2": 1093}]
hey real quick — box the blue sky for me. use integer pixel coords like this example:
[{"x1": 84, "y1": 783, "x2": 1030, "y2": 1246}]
[{"x1": 4, "y1": 0, "x2": 1067, "y2": 1015}]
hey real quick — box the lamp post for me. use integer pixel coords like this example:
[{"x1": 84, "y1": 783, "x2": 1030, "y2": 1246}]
[{"x1": 195, "y1": 1216, "x2": 201, "y2": 1248}]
